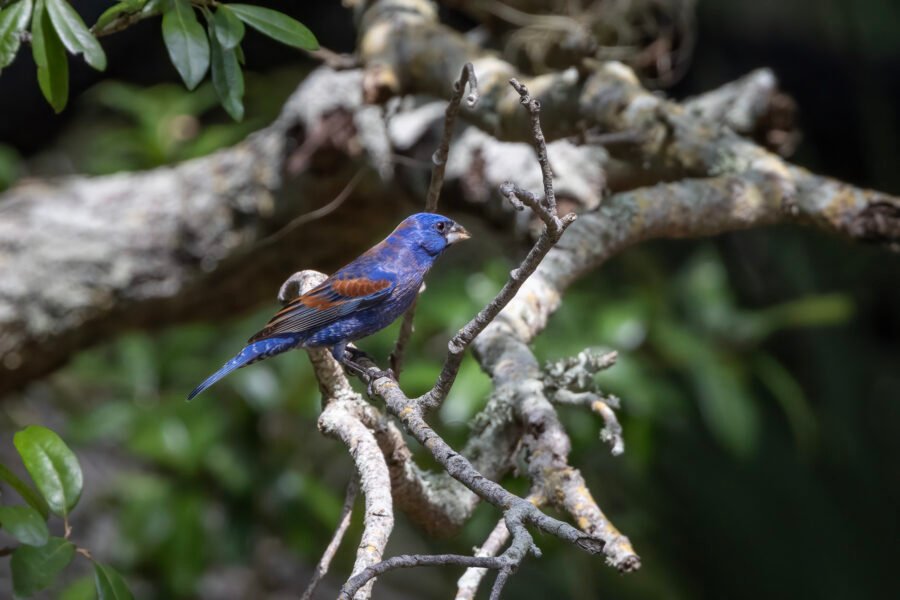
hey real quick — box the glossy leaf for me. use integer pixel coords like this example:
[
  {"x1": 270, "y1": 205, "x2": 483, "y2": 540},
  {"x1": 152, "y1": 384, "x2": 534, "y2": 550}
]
[
  {"x1": 208, "y1": 20, "x2": 243, "y2": 121},
  {"x1": 31, "y1": 0, "x2": 69, "y2": 112},
  {"x1": 0, "y1": 0, "x2": 33, "y2": 70},
  {"x1": 212, "y1": 4, "x2": 243, "y2": 50},
  {"x1": 11, "y1": 537, "x2": 76, "y2": 597},
  {"x1": 227, "y1": 4, "x2": 317, "y2": 50},
  {"x1": 93, "y1": 563, "x2": 134, "y2": 600},
  {"x1": 0, "y1": 463, "x2": 50, "y2": 519},
  {"x1": 13, "y1": 425, "x2": 83, "y2": 517},
  {"x1": 161, "y1": 0, "x2": 208, "y2": 90},
  {"x1": 46, "y1": 0, "x2": 106, "y2": 70},
  {"x1": 0, "y1": 505, "x2": 49, "y2": 546}
]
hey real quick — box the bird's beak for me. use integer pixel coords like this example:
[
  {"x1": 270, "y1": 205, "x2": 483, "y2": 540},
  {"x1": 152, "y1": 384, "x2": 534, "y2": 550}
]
[{"x1": 446, "y1": 223, "x2": 471, "y2": 245}]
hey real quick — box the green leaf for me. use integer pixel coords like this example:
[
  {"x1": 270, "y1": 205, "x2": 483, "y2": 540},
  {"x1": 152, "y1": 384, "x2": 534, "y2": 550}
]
[
  {"x1": 0, "y1": 463, "x2": 50, "y2": 519},
  {"x1": 0, "y1": 0, "x2": 33, "y2": 70},
  {"x1": 11, "y1": 537, "x2": 76, "y2": 597},
  {"x1": 0, "y1": 505, "x2": 49, "y2": 546},
  {"x1": 212, "y1": 4, "x2": 243, "y2": 50},
  {"x1": 227, "y1": 4, "x2": 317, "y2": 50},
  {"x1": 31, "y1": 0, "x2": 69, "y2": 112},
  {"x1": 46, "y1": 0, "x2": 106, "y2": 70},
  {"x1": 93, "y1": 563, "x2": 134, "y2": 600},
  {"x1": 13, "y1": 425, "x2": 83, "y2": 518},
  {"x1": 161, "y1": 0, "x2": 208, "y2": 90},
  {"x1": 208, "y1": 20, "x2": 243, "y2": 121}
]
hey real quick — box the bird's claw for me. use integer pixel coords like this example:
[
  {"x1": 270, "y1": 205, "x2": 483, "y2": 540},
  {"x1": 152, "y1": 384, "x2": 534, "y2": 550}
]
[{"x1": 366, "y1": 368, "x2": 396, "y2": 397}]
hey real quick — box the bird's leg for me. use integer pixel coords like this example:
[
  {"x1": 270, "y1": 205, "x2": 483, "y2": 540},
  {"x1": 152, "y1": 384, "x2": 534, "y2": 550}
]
[{"x1": 336, "y1": 345, "x2": 397, "y2": 397}]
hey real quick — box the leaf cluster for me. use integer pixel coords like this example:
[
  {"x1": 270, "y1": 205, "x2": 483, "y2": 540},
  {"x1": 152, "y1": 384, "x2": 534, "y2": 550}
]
[
  {"x1": 1, "y1": 425, "x2": 133, "y2": 599},
  {"x1": 0, "y1": 0, "x2": 318, "y2": 117}
]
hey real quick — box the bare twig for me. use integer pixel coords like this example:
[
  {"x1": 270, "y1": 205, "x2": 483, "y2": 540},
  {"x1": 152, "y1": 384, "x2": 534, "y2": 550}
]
[
  {"x1": 508, "y1": 79, "x2": 555, "y2": 215},
  {"x1": 258, "y1": 168, "x2": 364, "y2": 251},
  {"x1": 426, "y1": 63, "x2": 479, "y2": 211},
  {"x1": 340, "y1": 500, "x2": 541, "y2": 600},
  {"x1": 301, "y1": 477, "x2": 359, "y2": 600},
  {"x1": 341, "y1": 554, "x2": 504, "y2": 599},
  {"x1": 388, "y1": 294, "x2": 418, "y2": 380},
  {"x1": 389, "y1": 63, "x2": 478, "y2": 380},
  {"x1": 419, "y1": 79, "x2": 577, "y2": 411}
]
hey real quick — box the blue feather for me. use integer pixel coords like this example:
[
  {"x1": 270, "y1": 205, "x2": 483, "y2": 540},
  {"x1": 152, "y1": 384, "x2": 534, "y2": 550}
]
[
  {"x1": 187, "y1": 213, "x2": 469, "y2": 400},
  {"x1": 187, "y1": 335, "x2": 303, "y2": 400}
]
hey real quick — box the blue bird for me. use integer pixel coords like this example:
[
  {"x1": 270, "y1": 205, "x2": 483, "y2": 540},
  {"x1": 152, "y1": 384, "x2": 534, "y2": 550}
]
[{"x1": 188, "y1": 213, "x2": 470, "y2": 400}]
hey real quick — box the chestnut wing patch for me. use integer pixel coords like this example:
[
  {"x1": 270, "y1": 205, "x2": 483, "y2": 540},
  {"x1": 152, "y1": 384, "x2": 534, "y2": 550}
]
[
  {"x1": 329, "y1": 277, "x2": 393, "y2": 299},
  {"x1": 248, "y1": 276, "x2": 394, "y2": 343}
]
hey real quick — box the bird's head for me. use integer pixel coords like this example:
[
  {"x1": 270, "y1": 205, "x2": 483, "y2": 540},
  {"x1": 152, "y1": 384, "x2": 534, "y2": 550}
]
[{"x1": 391, "y1": 213, "x2": 471, "y2": 257}]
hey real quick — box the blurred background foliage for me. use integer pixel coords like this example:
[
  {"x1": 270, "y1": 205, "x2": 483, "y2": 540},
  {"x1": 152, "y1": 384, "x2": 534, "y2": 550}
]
[{"x1": 1, "y1": 0, "x2": 899, "y2": 599}]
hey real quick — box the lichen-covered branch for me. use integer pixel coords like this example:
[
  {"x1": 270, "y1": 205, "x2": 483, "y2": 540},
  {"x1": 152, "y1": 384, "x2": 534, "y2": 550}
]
[{"x1": 545, "y1": 350, "x2": 624, "y2": 455}]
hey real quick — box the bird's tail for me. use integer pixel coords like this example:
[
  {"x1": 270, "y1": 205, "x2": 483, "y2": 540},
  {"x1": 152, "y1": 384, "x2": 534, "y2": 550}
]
[{"x1": 187, "y1": 335, "x2": 302, "y2": 400}]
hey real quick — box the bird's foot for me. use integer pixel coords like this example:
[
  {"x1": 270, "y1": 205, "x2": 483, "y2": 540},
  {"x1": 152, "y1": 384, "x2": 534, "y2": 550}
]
[
  {"x1": 339, "y1": 348, "x2": 396, "y2": 397},
  {"x1": 365, "y1": 368, "x2": 396, "y2": 397}
]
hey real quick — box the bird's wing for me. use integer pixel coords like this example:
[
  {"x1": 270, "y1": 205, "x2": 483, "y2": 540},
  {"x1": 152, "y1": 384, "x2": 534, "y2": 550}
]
[{"x1": 248, "y1": 275, "x2": 395, "y2": 343}]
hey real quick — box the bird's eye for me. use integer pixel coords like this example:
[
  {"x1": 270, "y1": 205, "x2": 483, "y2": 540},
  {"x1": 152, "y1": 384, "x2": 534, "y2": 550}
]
[{"x1": 435, "y1": 221, "x2": 447, "y2": 232}]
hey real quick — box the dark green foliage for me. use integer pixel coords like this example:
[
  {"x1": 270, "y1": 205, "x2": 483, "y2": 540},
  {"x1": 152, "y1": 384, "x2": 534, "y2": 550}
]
[{"x1": 0, "y1": 1, "x2": 317, "y2": 118}]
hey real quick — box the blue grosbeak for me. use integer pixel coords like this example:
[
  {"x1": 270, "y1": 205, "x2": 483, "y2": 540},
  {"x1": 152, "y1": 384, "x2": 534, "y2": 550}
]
[{"x1": 188, "y1": 213, "x2": 470, "y2": 399}]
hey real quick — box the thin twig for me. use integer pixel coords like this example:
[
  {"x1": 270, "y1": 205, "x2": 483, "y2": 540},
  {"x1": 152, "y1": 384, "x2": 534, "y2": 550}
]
[
  {"x1": 389, "y1": 64, "x2": 478, "y2": 380},
  {"x1": 388, "y1": 294, "x2": 418, "y2": 379},
  {"x1": 426, "y1": 62, "x2": 479, "y2": 211},
  {"x1": 341, "y1": 554, "x2": 505, "y2": 599},
  {"x1": 341, "y1": 503, "x2": 541, "y2": 600},
  {"x1": 508, "y1": 79, "x2": 555, "y2": 215},
  {"x1": 301, "y1": 477, "x2": 359, "y2": 600},
  {"x1": 419, "y1": 78, "x2": 576, "y2": 411},
  {"x1": 257, "y1": 168, "x2": 364, "y2": 251}
]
